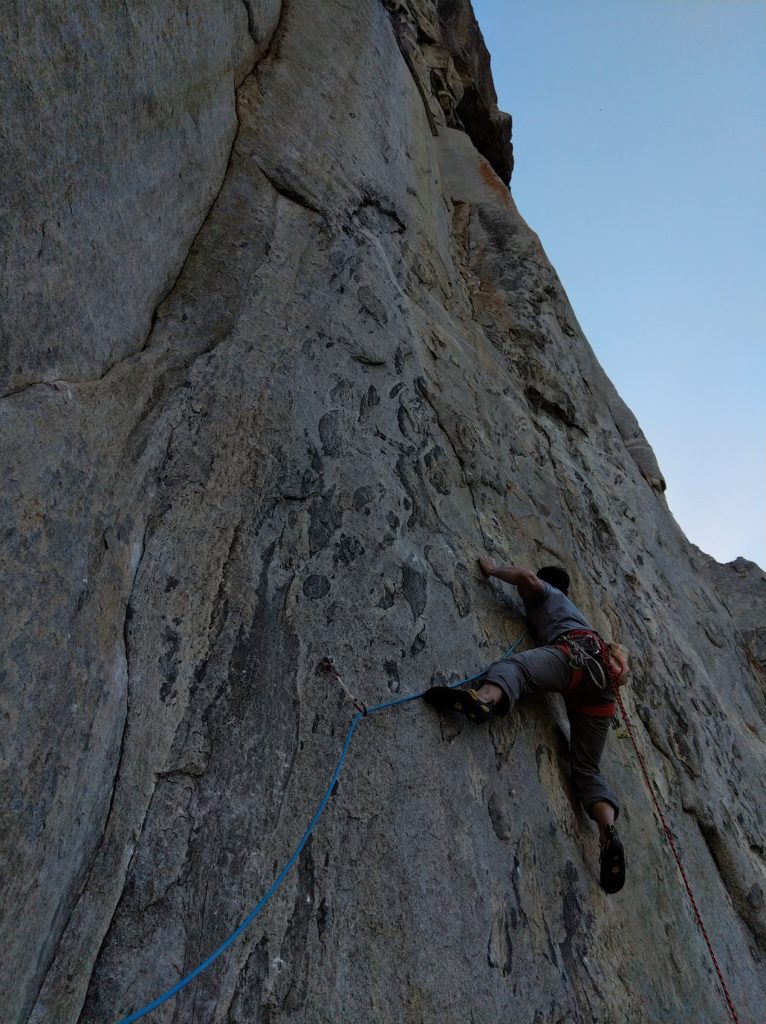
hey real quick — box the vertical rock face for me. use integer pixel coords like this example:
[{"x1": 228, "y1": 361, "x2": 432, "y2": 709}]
[
  {"x1": 1, "y1": 2, "x2": 764, "y2": 1023},
  {"x1": 0, "y1": 1, "x2": 271, "y2": 394},
  {"x1": 709, "y1": 558, "x2": 766, "y2": 672}
]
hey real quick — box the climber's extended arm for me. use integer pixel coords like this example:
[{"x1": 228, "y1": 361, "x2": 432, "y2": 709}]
[{"x1": 478, "y1": 557, "x2": 545, "y2": 599}]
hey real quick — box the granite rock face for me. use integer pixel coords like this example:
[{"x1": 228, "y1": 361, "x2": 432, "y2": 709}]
[
  {"x1": 709, "y1": 558, "x2": 766, "y2": 672},
  {"x1": 0, "y1": 1, "x2": 275, "y2": 394},
  {"x1": 1, "y1": 2, "x2": 764, "y2": 1023}
]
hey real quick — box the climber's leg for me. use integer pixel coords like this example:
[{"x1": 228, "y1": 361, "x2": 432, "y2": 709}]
[
  {"x1": 424, "y1": 646, "x2": 570, "y2": 723},
  {"x1": 568, "y1": 712, "x2": 620, "y2": 820},
  {"x1": 569, "y1": 712, "x2": 625, "y2": 893},
  {"x1": 474, "y1": 680, "x2": 504, "y2": 706},
  {"x1": 422, "y1": 684, "x2": 496, "y2": 722},
  {"x1": 479, "y1": 646, "x2": 571, "y2": 715},
  {"x1": 590, "y1": 799, "x2": 616, "y2": 838},
  {"x1": 599, "y1": 821, "x2": 625, "y2": 894}
]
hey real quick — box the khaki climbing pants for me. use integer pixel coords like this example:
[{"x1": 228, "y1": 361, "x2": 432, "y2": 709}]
[{"x1": 481, "y1": 646, "x2": 620, "y2": 820}]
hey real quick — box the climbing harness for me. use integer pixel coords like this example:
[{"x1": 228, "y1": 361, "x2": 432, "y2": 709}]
[
  {"x1": 116, "y1": 633, "x2": 526, "y2": 1024},
  {"x1": 555, "y1": 629, "x2": 617, "y2": 718},
  {"x1": 556, "y1": 630, "x2": 609, "y2": 689},
  {"x1": 614, "y1": 688, "x2": 741, "y2": 1024}
]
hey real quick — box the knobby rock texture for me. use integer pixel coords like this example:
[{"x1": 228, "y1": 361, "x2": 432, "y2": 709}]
[{"x1": 1, "y1": 2, "x2": 764, "y2": 1022}]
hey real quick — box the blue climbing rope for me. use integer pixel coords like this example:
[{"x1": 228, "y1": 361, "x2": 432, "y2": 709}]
[{"x1": 117, "y1": 633, "x2": 526, "y2": 1023}]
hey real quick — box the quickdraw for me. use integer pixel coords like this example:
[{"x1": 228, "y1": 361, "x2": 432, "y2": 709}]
[{"x1": 323, "y1": 655, "x2": 368, "y2": 715}]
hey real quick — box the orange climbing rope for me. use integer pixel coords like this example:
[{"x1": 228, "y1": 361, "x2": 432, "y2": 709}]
[{"x1": 614, "y1": 689, "x2": 741, "y2": 1024}]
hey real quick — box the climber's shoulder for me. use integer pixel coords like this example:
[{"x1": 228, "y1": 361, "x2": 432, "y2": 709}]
[{"x1": 515, "y1": 569, "x2": 546, "y2": 601}]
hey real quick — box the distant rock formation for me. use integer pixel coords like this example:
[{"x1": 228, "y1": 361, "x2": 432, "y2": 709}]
[
  {"x1": 710, "y1": 557, "x2": 766, "y2": 670},
  {"x1": 2, "y1": 2, "x2": 764, "y2": 1022}
]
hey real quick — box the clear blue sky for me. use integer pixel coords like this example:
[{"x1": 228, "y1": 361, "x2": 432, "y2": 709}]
[{"x1": 472, "y1": 0, "x2": 766, "y2": 569}]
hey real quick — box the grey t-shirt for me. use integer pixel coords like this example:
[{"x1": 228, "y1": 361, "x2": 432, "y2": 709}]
[{"x1": 523, "y1": 582, "x2": 593, "y2": 644}]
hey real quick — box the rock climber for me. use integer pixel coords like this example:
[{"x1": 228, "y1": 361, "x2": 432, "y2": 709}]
[{"x1": 424, "y1": 559, "x2": 628, "y2": 894}]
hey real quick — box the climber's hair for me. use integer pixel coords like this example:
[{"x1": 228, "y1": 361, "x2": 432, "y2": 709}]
[{"x1": 536, "y1": 565, "x2": 570, "y2": 595}]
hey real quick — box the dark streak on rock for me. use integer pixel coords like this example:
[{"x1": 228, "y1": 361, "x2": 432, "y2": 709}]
[
  {"x1": 258, "y1": 164, "x2": 326, "y2": 219},
  {"x1": 384, "y1": 659, "x2": 401, "y2": 693},
  {"x1": 352, "y1": 485, "x2": 376, "y2": 511},
  {"x1": 303, "y1": 575, "x2": 330, "y2": 599},
  {"x1": 488, "y1": 790, "x2": 512, "y2": 841},
  {"x1": 158, "y1": 627, "x2": 180, "y2": 701},
  {"x1": 410, "y1": 629, "x2": 426, "y2": 656},
  {"x1": 558, "y1": 860, "x2": 594, "y2": 996},
  {"x1": 423, "y1": 443, "x2": 452, "y2": 495},
  {"x1": 357, "y1": 285, "x2": 389, "y2": 325},
  {"x1": 402, "y1": 562, "x2": 427, "y2": 620},
  {"x1": 359, "y1": 385, "x2": 381, "y2": 420},
  {"x1": 334, "y1": 533, "x2": 364, "y2": 567},
  {"x1": 308, "y1": 492, "x2": 343, "y2": 557},
  {"x1": 316, "y1": 896, "x2": 333, "y2": 939},
  {"x1": 277, "y1": 838, "x2": 315, "y2": 1013},
  {"x1": 487, "y1": 898, "x2": 514, "y2": 976},
  {"x1": 318, "y1": 410, "x2": 344, "y2": 457},
  {"x1": 450, "y1": 576, "x2": 471, "y2": 617}
]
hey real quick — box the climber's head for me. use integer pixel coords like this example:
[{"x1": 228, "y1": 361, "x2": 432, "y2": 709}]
[{"x1": 536, "y1": 565, "x2": 570, "y2": 595}]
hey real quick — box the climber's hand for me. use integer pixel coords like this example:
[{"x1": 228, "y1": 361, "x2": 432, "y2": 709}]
[{"x1": 478, "y1": 556, "x2": 496, "y2": 577}]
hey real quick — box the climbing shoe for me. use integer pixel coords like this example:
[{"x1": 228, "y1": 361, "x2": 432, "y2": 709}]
[
  {"x1": 599, "y1": 826, "x2": 626, "y2": 894},
  {"x1": 422, "y1": 686, "x2": 494, "y2": 724}
]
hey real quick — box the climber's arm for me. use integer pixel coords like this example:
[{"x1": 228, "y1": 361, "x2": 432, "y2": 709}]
[{"x1": 478, "y1": 558, "x2": 545, "y2": 599}]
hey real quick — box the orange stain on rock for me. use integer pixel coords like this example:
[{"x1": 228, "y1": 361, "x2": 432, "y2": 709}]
[{"x1": 478, "y1": 160, "x2": 513, "y2": 209}]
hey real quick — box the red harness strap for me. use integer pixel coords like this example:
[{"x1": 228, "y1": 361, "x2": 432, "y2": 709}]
[{"x1": 568, "y1": 701, "x2": 616, "y2": 717}]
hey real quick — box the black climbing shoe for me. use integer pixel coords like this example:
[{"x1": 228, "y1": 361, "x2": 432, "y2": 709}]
[
  {"x1": 600, "y1": 826, "x2": 626, "y2": 894},
  {"x1": 422, "y1": 686, "x2": 494, "y2": 724}
]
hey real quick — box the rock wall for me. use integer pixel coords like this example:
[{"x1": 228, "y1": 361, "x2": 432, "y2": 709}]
[
  {"x1": 1, "y1": 2, "x2": 764, "y2": 1022},
  {"x1": 710, "y1": 558, "x2": 766, "y2": 673}
]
